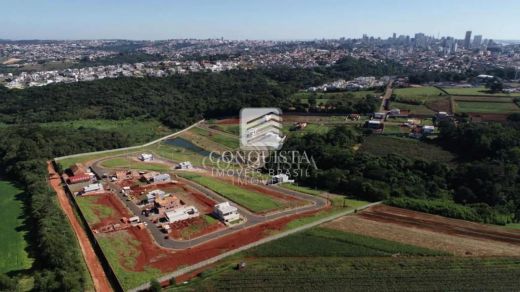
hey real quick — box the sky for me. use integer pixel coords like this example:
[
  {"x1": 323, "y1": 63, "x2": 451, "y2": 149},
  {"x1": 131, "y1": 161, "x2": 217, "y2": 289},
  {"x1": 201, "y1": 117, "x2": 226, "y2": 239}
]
[{"x1": 2, "y1": 0, "x2": 520, "y2": 40}]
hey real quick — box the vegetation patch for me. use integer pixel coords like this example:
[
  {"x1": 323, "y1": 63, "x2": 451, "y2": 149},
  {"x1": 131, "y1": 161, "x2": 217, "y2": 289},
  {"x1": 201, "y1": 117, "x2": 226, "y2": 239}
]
[
  {"x1": 76, "y1": 196, "x2": 114, "y2": 226},
  {"x1": 0, "y1": 180, "x2": 33, "y2": 274},
  {"x1": 454, "y1": 100, "x2": 520, "y2": 113}
]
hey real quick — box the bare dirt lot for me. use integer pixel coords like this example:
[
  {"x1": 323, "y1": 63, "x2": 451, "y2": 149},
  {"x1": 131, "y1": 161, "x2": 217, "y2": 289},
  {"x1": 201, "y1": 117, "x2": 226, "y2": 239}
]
[{"x1": 324, "y1": 204, "x2": 520, "y2": 256}]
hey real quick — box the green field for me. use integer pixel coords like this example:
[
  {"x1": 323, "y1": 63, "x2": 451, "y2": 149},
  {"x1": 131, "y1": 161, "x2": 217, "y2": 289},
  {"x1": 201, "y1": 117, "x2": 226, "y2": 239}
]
[
  {"x1": 101, "y1": 157, "x2": 171, "y2": 172},
  {"x1": 177, "y1": 256, "x2": 520, "y2": 291},
  {"x1": 97, "y1": 231, "x2": 162, "y2": 290},
  {"x1": 455, "y1": 100, "x2": 520, "y2": 113},
  {"x1": 360, "y1": 135, "x2": 456, "y2": 163},
  {"x1": 279, "y1": 183, "x2": 323, "y2": 196},
  {"x1": 0, "y1": 180, "x2": 33, "y2": 274},
  {"x1": 246, "y1": 227, "x2": 445, "y2": 257},
  {"x1": 76, "y1": 196, "x2": 114, "y2": 226},
  {"x1": 393, "y1": 86, "x2": 446, "y2": 99},
  {"x1": 179, "y1": 173, "x2": 284, "y2": 213},
  {"x1": 444, "y1": 86, "x2": 520, "y2": 97},
  {"x1": 208, "y1": 124, "x2": 239, "y2": 135},
  {"x1": 190, "y1": 127, "x2": 239, "y2": 149},
  {"x1": 389, "y1": 101, "x2": 437, "y2": 115}
]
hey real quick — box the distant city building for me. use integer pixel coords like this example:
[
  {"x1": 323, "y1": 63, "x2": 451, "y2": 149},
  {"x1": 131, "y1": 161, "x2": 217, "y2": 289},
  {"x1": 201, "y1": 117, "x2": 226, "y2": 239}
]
[
  {"x1": 464, "y1": 31, "x2": 472, "y2": 49},
  {"x1": 473, "y1": 35, "x2": 483, "y2": 49}
]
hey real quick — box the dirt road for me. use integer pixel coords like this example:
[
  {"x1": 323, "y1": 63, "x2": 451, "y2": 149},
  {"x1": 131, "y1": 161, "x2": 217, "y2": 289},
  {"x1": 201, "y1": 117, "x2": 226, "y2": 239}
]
[{"x1": 47, "y1": 162, "x2": 113, "y2": 292}]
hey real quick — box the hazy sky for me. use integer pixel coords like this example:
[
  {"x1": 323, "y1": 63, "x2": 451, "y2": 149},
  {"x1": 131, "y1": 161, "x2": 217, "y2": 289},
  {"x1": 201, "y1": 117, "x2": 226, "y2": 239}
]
[{"x1": 2, "y1": 0, "x2": 519, "y2": 40}]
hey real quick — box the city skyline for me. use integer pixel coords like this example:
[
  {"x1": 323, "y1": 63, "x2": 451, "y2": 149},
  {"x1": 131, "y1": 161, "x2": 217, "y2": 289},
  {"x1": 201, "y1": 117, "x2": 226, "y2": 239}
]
[{"x1": 2, "y1": 0, "x2": 520, "y2": 41}]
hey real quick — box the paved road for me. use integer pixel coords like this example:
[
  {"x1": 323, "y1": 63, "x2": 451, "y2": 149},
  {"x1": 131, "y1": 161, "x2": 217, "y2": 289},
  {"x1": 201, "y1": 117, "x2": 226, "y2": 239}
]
[
  {"x1": 89, "y1": 155, "x2": 329, "y2": 250},
  {"x1": 379, "y1": 80, "x2": 394, "y2": 113}
]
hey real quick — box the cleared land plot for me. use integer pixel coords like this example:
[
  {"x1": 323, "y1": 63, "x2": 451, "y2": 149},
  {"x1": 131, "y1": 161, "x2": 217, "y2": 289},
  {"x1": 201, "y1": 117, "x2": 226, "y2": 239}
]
[
  {"x1": 207, "y1": 124, "x2": 239, "y2": 136},
  {"x1": 179, "y1": 173, "x2": 286, "y2": 213},
  {"x1": 360, "y1": 135, "x2": 456, "y2": 163},
  {"x1": 0, "y1": 180, "x2": 33, "y2": 273},
  {"x1": 454, "y1": 100, "x2": 520, "y2": 113},
  {"x1": 444, "y1": 86, "x2": 520, "y2": 97},
  {"x1": 389, "y1": 101, "x2": 436, "y2": 115},
  {"x1": 182, "y1": 256, "x2": 520, "y2": 291},
  {"x1": 292, "y1": 90, "x2": 378, "y2": 105},
  {"x1": 323, "y1": 205, "x2": 520, "y2": 256},
  {"x1": 76, "y1": 195, "x2": 115, "y2": 226}
]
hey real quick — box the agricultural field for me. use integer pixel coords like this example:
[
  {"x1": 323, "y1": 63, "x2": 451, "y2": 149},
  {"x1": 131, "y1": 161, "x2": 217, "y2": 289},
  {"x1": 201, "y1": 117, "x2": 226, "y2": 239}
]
[
  {"x1": 245, "y1": 227, "x2": 445, "y2": 257},
  {"x1": 454, "y1": 100, "x2": 520, "y2": 113},
  {"x1": 393, "y1": 86, "x2": 447, "y2": 100},
  {"x1": 178, "y1": 173, "x2": 285, "y2": 213},
  {"x1": 0, "y1": 180, "x2": 33, "y2": 274},
  {"x1": 359, "y1": 135, "x2": 456, "y2": 163},
  {"x1": 207, "y1": 124, "x2": 239, "y2": 136},
  {"x1": 177, "y1": 256, "x2": 520, "y2": 291},
  {"x1": 443, "y1": 86, "x2": 520, "y2": 97}
]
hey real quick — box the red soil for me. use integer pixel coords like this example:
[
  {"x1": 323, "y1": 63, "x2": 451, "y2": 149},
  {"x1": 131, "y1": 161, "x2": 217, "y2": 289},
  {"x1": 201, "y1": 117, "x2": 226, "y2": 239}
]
[
  {"x1": 48, "y1": 162, "x2": 113, "y2": 292},
  {"x1": 88, "y1": 193, "x2": 133, "y2": 229}
]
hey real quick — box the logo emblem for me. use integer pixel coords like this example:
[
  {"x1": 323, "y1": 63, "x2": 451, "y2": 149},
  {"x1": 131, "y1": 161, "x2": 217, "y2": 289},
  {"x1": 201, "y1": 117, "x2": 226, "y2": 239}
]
[{"x1": 240, "y1": 108, "x2": 285, "y2": 150}]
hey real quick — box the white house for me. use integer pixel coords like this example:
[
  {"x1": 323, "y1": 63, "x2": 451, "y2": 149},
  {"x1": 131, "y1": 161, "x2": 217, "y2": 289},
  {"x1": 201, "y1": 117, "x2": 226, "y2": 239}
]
[
  {"x1": 270, "y1": 174, "x2": 294, "y2": 184},
  {"x1": 165, "y1": 206, "x2": 199, "y2": 223},
  {"x1": 139, "y1": 153, "x2": 153, "y2": 162},
  {"x1": 214, "y1": 202, "x2": 240, "y2": 223},
  {"x1": 83, "y1": 183, "x2": 103, "y2": 193},
  {"x1": 145, "y1": 189, "x2": 166, "y2": 203},
  {"x1": 422, "y1": 125, "x2": 435, "y2": 134},
  {"x1": 176, "y1": 161, "x2": 193, "y2": 170},
  {"x1": 151, "y1": 173, "x2": 171, "y2": 183}
]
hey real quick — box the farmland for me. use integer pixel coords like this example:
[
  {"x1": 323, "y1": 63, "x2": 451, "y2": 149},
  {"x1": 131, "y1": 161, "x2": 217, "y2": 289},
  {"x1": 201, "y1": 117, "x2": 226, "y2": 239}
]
[
  {"x1": 178, "y1": 173, "x2": 285, "y2": 213},
  {"x1": 189, "y1": 126, "x2": 239, "y2": 149},
  {"x1": 443, "y1": 86, "x2": 520, "y2": 97},
  {"x1": 245, "y1": 227, "x2": 445, "y2": 257},
  {"x1": 359, "y1": 135, "x2": 456, "y2": 163},
  {"x1": 393, "y1": 86, "x2": 446, "y2": 100},
  {"x1": 291, "y1": 90, "x2": 379, "y2": 105},
  {"x1": 454, "y1": 100, "x2": 520, "y2": 113},
  {"x1": 179, "y1": 256, "x2": 520, "y2": 291},
  {"x1": 0, "y1": 180, "x2": 33, "y2": 274}
]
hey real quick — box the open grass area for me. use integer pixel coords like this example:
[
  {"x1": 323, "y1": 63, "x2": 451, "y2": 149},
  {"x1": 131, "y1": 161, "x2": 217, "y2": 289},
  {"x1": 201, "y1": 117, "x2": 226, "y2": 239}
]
[
  {"x1": 190, "y1": 127, "x2": 239, "y2": 149},
  {"x1": 76, "y1": 196, "x2": 114, "y2": 226},
  {"x1": 246, "y1": 227, "x2": 446, "y2": 257},
  {"x1": 393, "y1": 86, "x2": 446, "y2": 99},
  {"x1": 97, "y1": 231, "x2": 162, "y2": 290},
  {"x1": 389, "y1": 101, "x2": 437, "y2": 115},
  {"x1": 454, "y1": 100, "x2": 520, "y2": 113},
  {"x1": 207, "y1": 124, "x2": 239, "y2": 135},
  {"x1": 101, "y1": 157, "x2": 171, "y2": 172},
  {"x1": 444, "y1": 86, "x2": 520, "y2": 97},
  {"x1": 176, "y1": 256, "x2": 520, "y2": 291},
  {"x1": 179, "y1": 173, "x2": 284, "y2": 213},
  {"x1": 360, "y1": 135, "x2": 456, "y2": 163},
  {"x1": 0, "y1": 180, "x2": 33, "y2": 274}
]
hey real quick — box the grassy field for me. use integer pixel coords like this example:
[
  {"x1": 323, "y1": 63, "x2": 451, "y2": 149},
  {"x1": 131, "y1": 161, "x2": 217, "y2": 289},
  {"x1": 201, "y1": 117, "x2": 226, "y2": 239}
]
[
  {"x1": 389, "y1": 101, "x2": 437, "y2": 115},
  {"x1": 360, "y1": 135, "x2": 456, "y2": 163},
  {"x1": 246, "y1": 227, "x2": 446, "y2": 257},
  {"x1": 393, "y1": 86, "x2": 446, "y2": 99},
  {"x1": 176, "y1": 256, "x2": 520, "y2": 291},
  {"x1": 101, "y1": 157, "x2": 171, "y2": 172},
  {"x1": 279, "y1": 183, "x2": 323, "y2": 196},
  {"x1": 179, "y1": 173, "x2": 284, "y2": 213},
  {"x1": 454, "y1": 100, "x2": 520, "y2": 113},
  {"x1": 207, "y1": 124, "x2": 239, "y2": 135},
  {"x1": 190, "y1": 127, "x2": 239, "y2": 149},
  {"x1": 0, "y1": 180, "x2": 33, "y2": 274},
  {"x1": 97, "y1": 231, "x2": 162, "y2": 290},
  {"x1": 444, "y1": 86, "x2": 520, "y2": 97},
  {"x1": 76, "y1": 196, "x2": 114, "y2": 226}
]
